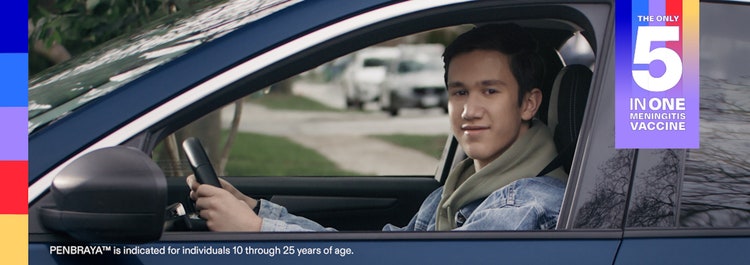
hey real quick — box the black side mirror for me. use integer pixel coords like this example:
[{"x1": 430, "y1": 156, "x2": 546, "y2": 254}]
[{"x1": 39, "y1": 146, "x2": 167, "y2": 243}]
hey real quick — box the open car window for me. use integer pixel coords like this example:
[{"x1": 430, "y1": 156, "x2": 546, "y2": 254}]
[
  {"x1": 151, "y1": 20, "x2": 600, "y2": 180},
  {"x1": 142, "y1": 16, "x2": 604, "y2": 234},
  {"x1": 151, "y1": 28, "x2": 472, "y2": 178}
]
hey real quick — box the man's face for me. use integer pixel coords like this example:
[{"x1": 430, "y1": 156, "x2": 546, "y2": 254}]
[{"x1": 446, "y1": 50, "x2": 537, "y2": 169}]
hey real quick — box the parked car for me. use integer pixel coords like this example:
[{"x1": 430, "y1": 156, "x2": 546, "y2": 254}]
[
  {"x1": 379, "y1": 44, "x2": 447, "y2": 116},
  {"x1": 28, "y1": 0, "x2": 749, "y2": 264},
  {"x1": 338, "y1": 46, "x2": 400, "y2": 109}
]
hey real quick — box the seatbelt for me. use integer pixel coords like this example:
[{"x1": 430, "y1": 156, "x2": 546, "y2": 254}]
[
  {"x1": 537, "y1": 155, "x2": 561, "y2": 176},
  {"x1": 537, "y1": 143, "x2": 572, "y2": 176}
]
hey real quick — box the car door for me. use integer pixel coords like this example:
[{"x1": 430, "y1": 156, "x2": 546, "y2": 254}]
[
  {"x1": 29, "y1": 1, "x2": 625, "y2": 264},
  {"x1": 146, "y1": 0, "x2": 621, "y2": 235},
  {"x1": 613, "y1": 2, "x2": 750, "y2": 264}
]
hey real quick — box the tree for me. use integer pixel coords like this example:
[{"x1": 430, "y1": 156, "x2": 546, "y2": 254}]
[
  {"x1": 574, "y1": 149, "x2": 634, "y2": 229},
  {"x1": 28, "y1": 0, "x2": 219, "y2": 75},
  {"x1": 625, "y1": 149, "x2": 681, "y2": 227},
  {"x1": 29, "y1": 0, "x2": 240, "y2": 175}
]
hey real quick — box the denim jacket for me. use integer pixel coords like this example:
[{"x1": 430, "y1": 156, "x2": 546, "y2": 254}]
[{"x1": 258, "y1": 176, "x2": 566, "y2": 232}]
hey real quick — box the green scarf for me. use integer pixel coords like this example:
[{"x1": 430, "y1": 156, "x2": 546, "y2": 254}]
[{"x1": 435, "y1": 120, "x2": 567, "y2": 230}]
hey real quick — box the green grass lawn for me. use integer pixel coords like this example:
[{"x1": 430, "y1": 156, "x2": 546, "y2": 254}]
[
  {"x1": 368, "y1": 134, "x2": 449, "y2": 160},
  {"x1": 224, "y1": 132, "x2": 448, "y2": 176},
  {"x1": 224, "y1": 131, "x2": 359, "y2": 176},
  {"x1": 247, "y1": 93, "x2": 340, "y2": 112}
]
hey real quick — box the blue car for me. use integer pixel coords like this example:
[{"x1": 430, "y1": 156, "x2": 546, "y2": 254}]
[{"x1": 28, "y1": 0, "x2": 750, "y2": 264}]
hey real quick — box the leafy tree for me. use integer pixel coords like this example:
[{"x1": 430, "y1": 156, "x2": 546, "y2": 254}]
[
  {"x1": 29, "y1": 0, "x2": 236, "y2": 174},
  {"x1": 28, "y1": 0, "x2": 212, "y2": 75}
]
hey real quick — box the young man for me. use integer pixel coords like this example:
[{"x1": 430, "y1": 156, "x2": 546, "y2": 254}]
[{"x1": 188, "y1": 23, "x2": 568, "y2": 232}]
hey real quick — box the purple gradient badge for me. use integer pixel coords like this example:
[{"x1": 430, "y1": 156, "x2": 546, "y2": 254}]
[{"x1": 615, "y1": 0, "x2": 699, "y2": 148}]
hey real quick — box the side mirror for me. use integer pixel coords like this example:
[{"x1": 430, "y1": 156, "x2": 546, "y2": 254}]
[{"x1": 39, "y1": 146, "x2": 167, "y2": 243}]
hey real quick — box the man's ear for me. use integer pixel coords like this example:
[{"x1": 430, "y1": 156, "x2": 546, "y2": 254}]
[{"x1": 520, "y1": 88, "x2": 542, "y2": 121}]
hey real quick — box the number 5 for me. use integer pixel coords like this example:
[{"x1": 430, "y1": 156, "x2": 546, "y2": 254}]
[{"x1": 632, "y1": 26, "x2": 682, "y2": 92}]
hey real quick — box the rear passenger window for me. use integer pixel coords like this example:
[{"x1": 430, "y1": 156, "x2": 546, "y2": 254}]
[
  {"x1": 624, "y1": 2, "x2": 750, "y2": 229},
  {"x1": 679, "y1": 2, "x2": 750, "y2": 228}
]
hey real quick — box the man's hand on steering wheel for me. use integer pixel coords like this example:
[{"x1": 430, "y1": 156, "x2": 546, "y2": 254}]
[{"x1": 187, "y1": 175, "x2": 262, "y2": 231}]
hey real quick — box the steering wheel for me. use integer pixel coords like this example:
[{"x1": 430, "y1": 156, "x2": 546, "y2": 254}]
[
  {"x1": 182, "y1": 137, "x2": 222, "y2": 187},
  {"x1": 174, "y1": 137, "x2": 222, "y2": 231}
]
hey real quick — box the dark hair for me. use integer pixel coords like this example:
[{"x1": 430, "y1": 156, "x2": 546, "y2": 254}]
[{"x1": 443, "y1": 23, "x2": 543, "y2": 106}]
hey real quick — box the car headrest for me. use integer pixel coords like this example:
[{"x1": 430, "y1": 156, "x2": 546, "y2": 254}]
[
  {"x1": 535, "y1": 45, "x2": 565, "y2": 125},
  {"x1": 547, "y1": 64, "x2": 592, "y2": 173}
]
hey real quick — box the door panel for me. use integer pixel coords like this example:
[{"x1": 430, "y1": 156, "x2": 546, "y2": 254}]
[
  {"x1": 615, "y1": 234, "x2": 750, "y2": 265},
  {"x1": 167, "y1": 176, "x2": 440, "y2": 231}
]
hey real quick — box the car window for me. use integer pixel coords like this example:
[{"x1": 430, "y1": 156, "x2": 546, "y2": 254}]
[
  {"x1": 624, "y1": 2, "x2": 750, "y2": 229},
  {"x1": 679, "y1": 2, "x2": 750, "y2": 228},
  {"x1": 152, "y1": 28, "x2": 469, "y2": 178},
  {"x1": 624, "y1": 149, "x2": 683, "y2": 227},
  {"x1": 364, "y1": 58, "x2": 389, "y2": 67},
  {"x1": 558, "y1": 32, "x2": 596, "y2": 69}
]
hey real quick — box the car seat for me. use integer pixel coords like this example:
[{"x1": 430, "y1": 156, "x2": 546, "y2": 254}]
[
  {"x1": 539, "y1": 64, "x2": 592, "y2": 175},
  {"x1": 535, "y1": 43, "x2": 565, "y2": 127}
]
